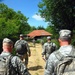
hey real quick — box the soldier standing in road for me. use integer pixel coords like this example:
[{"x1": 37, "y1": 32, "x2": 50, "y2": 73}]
[
  {"x1": 42, "y1": 36, "x2": 57, "y2": 61},
  {"x1": 14, "y1": 34, "x2": 31, "y2": 68},
  {"x1": 40, "y1": 39, "x2": 44, "y2": 48},
  {"x1": 32, "y1": 39, "x2": 36, "y2": 47}
]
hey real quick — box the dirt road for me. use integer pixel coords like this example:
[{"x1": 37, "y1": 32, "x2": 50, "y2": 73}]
[{"x1": 28, "y1": 43, "x2": 45, "y2": 75}]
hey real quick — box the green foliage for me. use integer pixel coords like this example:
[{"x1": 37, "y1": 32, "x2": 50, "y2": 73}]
[
  {"x1": 71, "y1": 33, "x2": 75, "y2": 46},
  {"x1": 37, "y1": 25, "x2": 45, "y2": 30},
  {"x1": 12, "y1": 48, "x2": 16, "y2": 56},
  {"x1": 31, "y1": 26, "x2": 37, "y2": 30},
  {"x1": 46, "y1": 25, "x2": 58, "y2": 39},
  {"x1": 71, "y1": 39, "x2": 75, "y2": 46},
  {"x1": 36, "y1": 40, "x2": 40, "y2": 43},
  {"x1": 42, "y1": 37, "x2": 47, "y2": 43},
  {"x1": 38, "y1": 0, "x2": 75, "y2": 31},
  {"x1": 0, "y1": 3, "x2": 31, "y2": 39}
]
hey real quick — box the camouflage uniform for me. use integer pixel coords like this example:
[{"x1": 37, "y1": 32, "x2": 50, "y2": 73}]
[
  {"x1": 0, "y1": 51, "x2": 30, "y2": 75},
  {"x1": 44, "y1": 45, "x2": 72, "y2": 75},
  {"x1": 44, "y1": 29, "x2": 72, "y2": 75},
  {"x1": 42, "y1": 41, "x2": 56, "y2": 61},
  {"x1": 14, "y1": 39, "x2": 31, "y2": 67},
  {"x1": 1, "y1": 38, "x2": 30, "y2": 75},
  {"x1": 32, "y1": 39, "x2": 35, "y2": 47},
  {"x1": 40, "y1": 39, "x2": 44, "y2": 48}
]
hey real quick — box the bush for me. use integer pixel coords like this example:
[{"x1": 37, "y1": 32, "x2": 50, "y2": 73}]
[
  {"x1": 71, "y1": 39, "x2": 75, "y2": 46},
  {"x1": 36, "y1": 40, "x2": 40, "y2": 43}
]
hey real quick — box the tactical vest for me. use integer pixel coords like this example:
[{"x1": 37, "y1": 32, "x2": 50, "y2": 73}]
[
  {"x1": 45, "y1": 42, "x2": 55, "y2": 59},
  {"x1": 15, "y1": 40, "x2": 27, "y2": 55}
]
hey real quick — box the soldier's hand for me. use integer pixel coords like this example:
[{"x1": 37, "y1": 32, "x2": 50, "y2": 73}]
[
  {"x1": 42, "y1": 56, "x2": 46, "y2": 61},
  {"x1": 29, "y1": 54, "x2": 31, "y2": 57}
]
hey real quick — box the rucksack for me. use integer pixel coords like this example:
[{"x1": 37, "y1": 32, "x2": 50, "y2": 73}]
[
  {"x1": 45, "y1": 42, "x2": 56, "y2": 54},
  {"x1": 54, "y1": 47, "x2": 75, "y2": 75},
  {"x1": 45, "y1": 42, "x2": 56, "y2": 60},
  {"x1": 15, "y1": 40, "x2": 27, "y2": 55},
  {"x1": 0, "y1": 55, "x2": 13, "y2": 75}
]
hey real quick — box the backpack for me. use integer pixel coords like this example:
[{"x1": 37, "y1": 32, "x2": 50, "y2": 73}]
[
  {"x1": 15, "y1": 40, "x2": 27, "y2": 55},
  {"x1": 45, "y1": 42, "x2": 56, "y2": 54},
  {"x1": 0, "y1": 55, "x2": 14, "y2": 75},
  {"x1": 54, "y1": 47, "x2": 75, "y2": 75},
  {"x1": 45, "y1": 42, "x2": 56, "y2": 60}
]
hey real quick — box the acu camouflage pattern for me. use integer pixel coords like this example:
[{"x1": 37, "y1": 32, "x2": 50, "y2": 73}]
[
  {"x1": 0, "y1": 55, "x2": 19, "y2": 75},
  {"x1": 14, "y1": 40, "x2": 28, "y2": 55},
  {"x1": 54, "y1": 47, "x2": 75, "y2": 75},
  {"x1": 45, "y1": 42, "x2": 56, "y2": 59},
  {"x1": 0, "y1": 52, "x2": 31, "y2": 75}
]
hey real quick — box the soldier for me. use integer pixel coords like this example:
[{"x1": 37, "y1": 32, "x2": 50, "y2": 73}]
[
  {"x1": 1, "y1": 38, "x2": 30, "y2": 75},
  {"x1": 44, "y1": 29, "x2": 73, "y2": 75},
  {"x1": 14, "y1": 34, "x2": 31, "y2": 68},
  {"x1": 42, "y1": 36, "x2": 57, "y2": 61},
  {"x1": 32, "y1": 39, "x2": 36, "y2": 47},
  {"x1": 40, "y1": 39, "x2": 44, "y2": 48}
]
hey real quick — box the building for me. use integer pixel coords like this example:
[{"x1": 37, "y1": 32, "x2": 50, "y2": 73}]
[{"x1": 27, "y1": 30, "x2": 52, "y2": 40}]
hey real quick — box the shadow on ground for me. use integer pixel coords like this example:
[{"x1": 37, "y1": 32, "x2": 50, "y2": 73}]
[{"x1": 28, "y1": 65, "x2": 43, "y2": 71}]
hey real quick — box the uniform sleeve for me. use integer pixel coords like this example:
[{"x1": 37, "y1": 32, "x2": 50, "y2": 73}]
[
  {"x1": 26, "y1": 42, "x2": 31, "y2": 55},
  {"x1": 14, "y1": 41, "x2": 17, "y2": 47},
  {"x1": 12, "y1": 56, "x2": 30, "y2": 75},
  {"x1": 14, "y1": 40, "x2": 19, "y2": 48},
  {"x1": 52, "y1": 43, "x2": 57, "y2": 51},
  {"x1": 44, "y1": 53, "x2": 57, "y2": 75},
  {"x1": 41, "y1": 43, "x2": 46, "y2": 56}
]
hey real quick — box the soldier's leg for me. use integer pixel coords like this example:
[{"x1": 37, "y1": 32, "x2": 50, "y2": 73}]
[
  {"x1": 20, "y1": 56, "x2": 24, "y2": 61},
  {"x1": 25, "y1": 54, "x2": 28, "y2": 68}
]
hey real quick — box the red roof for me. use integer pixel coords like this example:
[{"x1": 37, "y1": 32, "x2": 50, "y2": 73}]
[{"x1": 27, "y1": 30, "x2": 52, "y2": 38}]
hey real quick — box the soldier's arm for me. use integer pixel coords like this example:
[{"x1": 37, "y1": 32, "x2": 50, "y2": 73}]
[
  {"x1": 44, "y1": 53, "x2": 56, "y2": 75},
  {"x1": 42, "y1": 43, "x2": 46, "y2": 56},
  {"x1": 52, "y1": 43, "x2": 57, "y2": 50},
  {"x1": 12, "y1": 56, "x2": 30, "y2": 75},
  {"x1": 26, "y1": 43, "x2": 31, "y2": 56},
  {"x1": 14, "y1": 40, "x2": 19, "y2": 48},
  {"x1": 41, "y1": 43, "x2": 47, "y2": 61},
  {"x1": 14, "y1": 41, "x2": 17, "y2": 47}
]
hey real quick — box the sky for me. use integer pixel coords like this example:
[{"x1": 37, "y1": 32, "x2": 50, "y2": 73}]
[{"x1": 1, "y1": 0, "x2": 48, "y2": 28}]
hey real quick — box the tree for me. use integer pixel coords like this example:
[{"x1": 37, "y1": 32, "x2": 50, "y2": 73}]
[
  {"x1": 37, "y1": 25, "x2": 45, "y2": 30},
  {"x1": 0, "y1": 3, "x2": 31, "y2": 39},
  {"x1": 16, "y1": 11, "x2": 31, "y2": 34},
  {"x1": 30, "y1": 26, "x2": 37, "y2": 31},
  {"x1": 46, "y1": 25, "x2": 58, "y2": 39},
  {"x1": 38, "y1": 0, "x2": 75, "y2": 31}
]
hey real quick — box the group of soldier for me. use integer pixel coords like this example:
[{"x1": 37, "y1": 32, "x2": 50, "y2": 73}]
[
  {"x1": 0, "y1": 29, "x2": 75, "y2": 75},
  {"x1": 42, "y1": 29, "x2": 74, "y2": 75},
  {"x1": 1, "y1": 35, "x2": 31, "y2": 75}
]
